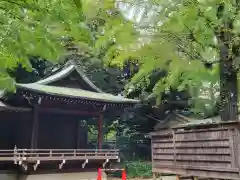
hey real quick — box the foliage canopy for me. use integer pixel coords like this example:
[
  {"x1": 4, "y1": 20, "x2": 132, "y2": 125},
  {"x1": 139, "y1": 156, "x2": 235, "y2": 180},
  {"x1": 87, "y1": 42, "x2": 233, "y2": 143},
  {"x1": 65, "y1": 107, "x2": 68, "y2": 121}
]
[
  {"x1": 0, "y1": 0, "x2": 138, "y2": 90},
  {"x1": 3, "y1": 0, "x2": 240, "y2": 119},
  {"x1": 99, "y1": 0, "x2": 240, "y2": 119}
]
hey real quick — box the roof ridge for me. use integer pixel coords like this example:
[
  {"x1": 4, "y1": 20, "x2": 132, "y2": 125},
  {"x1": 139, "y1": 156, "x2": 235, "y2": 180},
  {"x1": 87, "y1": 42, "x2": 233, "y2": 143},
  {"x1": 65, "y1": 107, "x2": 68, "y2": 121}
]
[
  {"x1": 34, "y1": 61, "x2": 103, "y2": 93},
  {"x1": 71, "y1": 61, "x2": 103, "y2": 93},
  {"x1": 36, "y1": 64, "x2": 75, "y2": 85},
  {"x1": 40, "y1": 63, "x2": 68, "y2": 80}
]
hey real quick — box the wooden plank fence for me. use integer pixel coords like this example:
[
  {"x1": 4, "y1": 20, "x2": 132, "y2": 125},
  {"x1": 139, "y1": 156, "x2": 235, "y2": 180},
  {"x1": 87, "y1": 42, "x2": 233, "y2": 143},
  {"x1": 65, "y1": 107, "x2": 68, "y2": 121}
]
[{"x1": 151, "y1": 121, "x2": 240, "y2": 180}]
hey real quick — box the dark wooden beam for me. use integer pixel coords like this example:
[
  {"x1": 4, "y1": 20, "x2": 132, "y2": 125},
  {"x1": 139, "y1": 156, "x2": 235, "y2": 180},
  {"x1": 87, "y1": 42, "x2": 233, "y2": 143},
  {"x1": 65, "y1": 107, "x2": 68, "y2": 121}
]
[{"x1": 39, "y1": 107, "x2": 100, "y2": 117}]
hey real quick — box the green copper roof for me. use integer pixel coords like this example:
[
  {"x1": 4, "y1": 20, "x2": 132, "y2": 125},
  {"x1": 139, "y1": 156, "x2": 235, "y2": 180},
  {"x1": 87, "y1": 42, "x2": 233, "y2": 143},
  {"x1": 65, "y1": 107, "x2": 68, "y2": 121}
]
[
  {"x1": 36, "y1": 62, "x2": 103, "y2": 93},
  {"x1": 16, "y1": 83, "x2": 139, "y2": 104}
]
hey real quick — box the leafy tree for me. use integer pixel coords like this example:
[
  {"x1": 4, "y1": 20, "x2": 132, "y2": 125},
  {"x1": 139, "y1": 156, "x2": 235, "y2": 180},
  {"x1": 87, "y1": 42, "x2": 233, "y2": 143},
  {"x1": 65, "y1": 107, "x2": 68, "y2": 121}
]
[
  {"x1": 7, "y1": 56, "x2": 54, "y2": 83},
  {"x1": 0, "y1": 0, "x2": 138, "y2": 91},
  {"x1": 0, "y1": 0, "x2": 89, "y2": 88},
  {"x1": 102, "y1": 0, "x2": 240, "y2": 121}
]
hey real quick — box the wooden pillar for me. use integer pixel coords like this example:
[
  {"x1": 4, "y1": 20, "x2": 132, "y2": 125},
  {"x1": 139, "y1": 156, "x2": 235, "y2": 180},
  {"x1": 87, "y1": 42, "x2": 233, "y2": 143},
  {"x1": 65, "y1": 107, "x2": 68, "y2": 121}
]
[
  {"x1": 176, "y1": 175, "x2": 180, "y2": 180},
  {"x1": 31, "y1": 105, "x2": 39, "y2": 149},
  {"x1": 153, "y1": 173, "x2": 157, "y2": 180},
  {"x1": 98, "y1": 113, "x2": 103, "y2": 149},
  {"x1": 76, "y1": 120, "x2": 88, "y2": 149},
  {"x1": 76, "y1": 120, "x2": 80, "y2": 149}
]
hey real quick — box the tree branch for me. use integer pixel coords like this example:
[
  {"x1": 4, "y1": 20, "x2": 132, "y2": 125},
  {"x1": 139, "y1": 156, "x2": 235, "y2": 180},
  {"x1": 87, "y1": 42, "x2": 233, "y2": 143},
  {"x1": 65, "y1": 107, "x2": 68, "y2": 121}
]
[{"x1": 159, "y1": 30, "x2": 219, "y2": 64}]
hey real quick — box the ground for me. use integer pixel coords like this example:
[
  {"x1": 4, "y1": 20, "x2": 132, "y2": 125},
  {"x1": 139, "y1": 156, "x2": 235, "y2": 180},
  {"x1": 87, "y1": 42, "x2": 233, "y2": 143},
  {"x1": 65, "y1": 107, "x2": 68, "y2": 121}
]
[
  {"x1": 108, "y1": 176, "x2": 176, "y2": 180},
  {"x1": 0, "y1": 172, "x2": 177, "y2": 180}
]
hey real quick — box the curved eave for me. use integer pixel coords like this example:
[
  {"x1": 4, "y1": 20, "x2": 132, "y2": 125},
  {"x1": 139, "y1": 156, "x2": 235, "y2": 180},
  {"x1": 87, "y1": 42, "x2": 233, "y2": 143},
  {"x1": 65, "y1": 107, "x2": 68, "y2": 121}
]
[
  {"x1": 0, "y1": 89, "x2": 13, "y2": 101},
  {"x1": 0, "y1": 90, "x2": 5, "y2": 98},
  {"x1": 74, "y1": 65, "x2": 103, "y2": 93},
  {"x1": 0, "y1": 101, "x2": 31, "y2": 112},
  {"x1": 35, "y1": 62, "x2": 103, "y2": 93},
  {"x1": 16, "y1": 83, "x2": 140, "y2": 105},
  {"x1": 36, "y1": 65, "x2": 75, "y2": 85}
]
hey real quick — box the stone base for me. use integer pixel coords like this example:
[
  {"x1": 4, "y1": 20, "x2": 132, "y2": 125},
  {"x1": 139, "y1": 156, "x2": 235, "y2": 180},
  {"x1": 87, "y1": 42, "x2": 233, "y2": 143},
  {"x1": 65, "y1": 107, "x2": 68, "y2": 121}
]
[
  {"x1": 0, "y1": 172, "x2": 107, "y2": 180},
  {"x1": 19, "y1": 172, "x2": 107, "y2": 180},
  {"x1": 0, "y1": 173, "x2": 18, "y2": 180}
]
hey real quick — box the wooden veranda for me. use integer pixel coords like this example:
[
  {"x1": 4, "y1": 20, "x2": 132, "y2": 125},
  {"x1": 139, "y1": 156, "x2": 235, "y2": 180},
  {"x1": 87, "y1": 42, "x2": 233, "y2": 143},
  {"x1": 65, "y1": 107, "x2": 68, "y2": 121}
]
[
  {"x1": 0, "y1": 148, "x2": 119, "y2": 171},
  {"x1": 0, "y1": 61, "x2": 139, "y2": 173}
]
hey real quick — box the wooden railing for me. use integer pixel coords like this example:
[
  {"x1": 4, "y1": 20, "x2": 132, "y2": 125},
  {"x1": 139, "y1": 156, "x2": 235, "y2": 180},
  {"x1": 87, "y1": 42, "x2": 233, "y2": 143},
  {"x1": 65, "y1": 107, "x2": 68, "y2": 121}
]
[
  {"x1": 0, "y1": 148, "x2": 119, "y2": 162},
  {"x1": 0, "y1": 148, "x2": 120, "y2": 171}
]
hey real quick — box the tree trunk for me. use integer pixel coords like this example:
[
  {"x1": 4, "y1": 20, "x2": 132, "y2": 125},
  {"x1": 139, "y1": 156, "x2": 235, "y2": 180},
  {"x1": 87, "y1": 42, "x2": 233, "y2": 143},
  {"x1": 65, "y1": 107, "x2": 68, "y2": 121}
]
[
  {"x1": 219, "y1": 57, "x2": 238, "y2": 121},
  {"x1": 217, "y1": 2, "x2": 238, "y2": 121}
]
